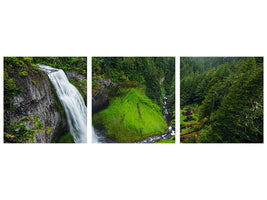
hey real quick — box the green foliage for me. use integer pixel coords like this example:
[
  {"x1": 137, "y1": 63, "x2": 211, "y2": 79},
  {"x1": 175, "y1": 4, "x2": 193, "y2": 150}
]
[
  {"x1": 19, "y1": 71, "x2": 28, "y2": 77},
  {"x1": 4, "y1": 72, "x2": 22, "y2": 110},
  {"x1": 23, "y1": 57, "x2": 33, "y2": 65},
  {"x1": 32, "y1": 57, "x2": 87, "y2": 75},
  {"x1": 206, "y1": 62, "x2": 263, "y2": 143},
  {"x1": 93, "y1": 88, "x2": 168, "y2": 142},
  {"x1": 4, "y1": 57, "x2": 76, "y2": 143},
  {"x1": 181, "y1": 57, "x2": 263, "y2": 143},
  {"x1": 92, "y1": 57, "x2": 175, "y2": 142},
  {"x1": 156, "y1": 136, "x2": 175, "y2": 143},
  {"x1": 57, "y1": 132, "x2": 75, "y2": 143},
  {"x1": 92, "y1": 80, "x2": 98, "y2": 87},
  {"x1": 79, "y1": 80, "x2": 86, "y2": 85},
  {"x1": 4, "y1": 115, "x2": 46, "y2": 143},
  {"x1": 46, "y1": 127, "x2": 51, "y2": 134},
  {"x1": 92, "y1": 57, "x2": 175, "y2": 106},
  {"x1": 183, "y1": 134, "x2": 199, "y2": 143}
]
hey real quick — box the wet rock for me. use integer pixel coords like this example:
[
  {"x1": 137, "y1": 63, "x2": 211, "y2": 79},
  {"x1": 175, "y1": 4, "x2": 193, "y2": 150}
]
[
  {"x1": 135, "y1": 135, "x2": 163, "y2": 143},
  {"x1": 65, "y1": 70, "x2": 87, "y2": 97},
  {"x1": 65, "y1": 70, "x2": 86, "y2": 82}
]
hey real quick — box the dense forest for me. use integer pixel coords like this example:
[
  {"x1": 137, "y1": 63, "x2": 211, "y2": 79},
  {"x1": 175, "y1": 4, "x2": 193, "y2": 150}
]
[
  {"x1": 92, "y1": 57, "x2": 175, "y2": 143},
  {"x1": 4, "y1": 57, "x2": 87, "y2": 143},
  {"x1": 32, "y1": 57, "x2": 87, "y2": 75},
  {"x1": 180, "y1": 57, "x2": 263, "y2": 143}
]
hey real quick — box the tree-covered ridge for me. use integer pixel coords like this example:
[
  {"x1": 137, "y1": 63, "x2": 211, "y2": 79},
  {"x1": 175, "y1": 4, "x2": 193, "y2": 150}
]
[
  {"x1": 180, "y1": 57, "x2": 263, "y2": 143},
  {"x1": 32, "y1": 57, "x2": 87, "y2": 75},
  {"x1": 92, "y1": 57, "x2": 175, "y2": 118}
]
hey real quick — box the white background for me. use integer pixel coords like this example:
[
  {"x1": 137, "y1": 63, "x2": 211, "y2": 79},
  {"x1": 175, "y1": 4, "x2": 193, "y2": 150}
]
[{"x1": 0, "y1": 0, "x2": 266, "y2": 200}]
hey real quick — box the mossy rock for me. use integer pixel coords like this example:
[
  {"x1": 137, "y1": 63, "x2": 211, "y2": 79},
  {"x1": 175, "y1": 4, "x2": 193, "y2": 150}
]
[{"x1": 93, "y1": 88, "x2": 168, "y2": 143}]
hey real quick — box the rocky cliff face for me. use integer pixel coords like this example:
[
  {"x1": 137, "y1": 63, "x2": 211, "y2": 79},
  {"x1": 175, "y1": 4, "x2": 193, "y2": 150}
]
[
  {"x1": 92, "y1": 78, "x2": 144, "y2": 113},
  {"x1": 66, "y1": 70, "x2": 87, "y2": 97},
  {"x1": 5, "y1": 69, "x2": 68, "y2": 143},
  {"x1": 92, "y1": 78, "x2": 114, "y2": 113}
]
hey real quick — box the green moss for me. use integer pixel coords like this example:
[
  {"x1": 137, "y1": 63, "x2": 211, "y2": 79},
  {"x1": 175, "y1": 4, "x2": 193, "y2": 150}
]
[
  {"x1": 32, "y1": 57, "x2": 87, "y2": 75},
  {"x1": 22, "y1": 57, "x2": 33, "y2": 65},
  {"x1": 19, "y1": 71, "x2": 28, "y2": 77},
  {"x1": 156, "y1": 136, "x2": 175, "y2": 143},
  {"x1": 57, "y1": 132, "x2": 74, "y2": 143},
  {"x1": 92, "y1": 80, "x2": 98, "y2": 87},
  {"x1": 31, "y1": 80, "x2": 36, "y2": 84},
  {"x1": 79, "y1": 80, "x2": 86, "y2": 85},
  {"x1": 93, "y1": 88, "x2": 168, "y2": 143}
]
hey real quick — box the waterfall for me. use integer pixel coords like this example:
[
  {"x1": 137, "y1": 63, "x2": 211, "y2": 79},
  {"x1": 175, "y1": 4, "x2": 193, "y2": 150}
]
[
  {"x1": 92, "y1": 126, "x2": 114, "y2": 143},
  {"x1": 38, "y1": 64, "x2": 87, "y2": 143},
  {"x1": 92, "y1": 126, "x2": 100, "y2": 143}
]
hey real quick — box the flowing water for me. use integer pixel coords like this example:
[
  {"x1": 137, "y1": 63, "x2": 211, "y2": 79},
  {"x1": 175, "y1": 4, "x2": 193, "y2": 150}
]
[
  {"x1": 92, "y1": 126, "x2": 114, "y2": 143},
  {"x1": 38, "y1": 64, "x2": 87, "y2": 143},
  {"x1": 162, "y1": 96, "x2": 175, "y2": 137}
]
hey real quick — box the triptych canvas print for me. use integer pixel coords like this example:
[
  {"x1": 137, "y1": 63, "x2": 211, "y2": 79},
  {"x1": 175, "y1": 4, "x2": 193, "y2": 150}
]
[{"x1": 3, "y1": 57, "x2": 263, "y2": 143}]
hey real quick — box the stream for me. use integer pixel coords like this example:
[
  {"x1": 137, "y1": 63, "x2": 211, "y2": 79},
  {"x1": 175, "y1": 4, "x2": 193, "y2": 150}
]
[{"x1": 135, "y1": 95, "x2": 175, "y2": 143}]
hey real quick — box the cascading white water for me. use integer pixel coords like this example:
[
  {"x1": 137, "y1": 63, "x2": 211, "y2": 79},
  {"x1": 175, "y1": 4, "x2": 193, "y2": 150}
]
[
  {"x1": 163, "y1": 96, "x2": 175, "y2": 136},
  {"x1": 92, "y1": 127, "x2": 99, "y2": 143},
  {"x1": 92, "y1": 126, "x2": 101, "y2": 143},
  {"x1": 38, "y1": 64, "x2": 87, "y2": 143},
  {"x1": 92, "y1": 126, "x2": 113, "y2": 143}
]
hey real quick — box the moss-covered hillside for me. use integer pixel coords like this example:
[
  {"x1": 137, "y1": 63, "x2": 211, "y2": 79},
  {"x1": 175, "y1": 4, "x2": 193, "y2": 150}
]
[{"x1": 93, "y1": 88, "x2": 168, "y2": 143}]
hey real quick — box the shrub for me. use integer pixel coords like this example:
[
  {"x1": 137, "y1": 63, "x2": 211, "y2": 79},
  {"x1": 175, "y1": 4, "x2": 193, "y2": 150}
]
[
  {"x1": 92, "y1": 81, "x2": 98, "y2": 87},
  {"x1": 19, "y1": 71, "x2": 28, "y2": 77}
]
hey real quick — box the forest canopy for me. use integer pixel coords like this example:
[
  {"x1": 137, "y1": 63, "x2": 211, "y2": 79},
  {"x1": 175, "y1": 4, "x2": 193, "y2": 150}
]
[
  {"x1": 32, "y1": 57, "x2": 87, "y2": 75},
  {"x1": 92, "y1": 57, "x2": 175, "y2": 111},
  {"x1": 180, "y1": 57, "x2": 263, "y2": 143}
]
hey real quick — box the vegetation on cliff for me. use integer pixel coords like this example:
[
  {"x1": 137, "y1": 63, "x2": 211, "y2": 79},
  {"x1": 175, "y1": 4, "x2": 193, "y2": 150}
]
[
  {"x1": 4, "y1": 57, "x2": 86, "y2": 143},
  {"x1": 4, "y1": 57, "x2": 50, "y2": 143},
  {"x1": 180, "y1": 57, "x2": 263, "y2": 143}
]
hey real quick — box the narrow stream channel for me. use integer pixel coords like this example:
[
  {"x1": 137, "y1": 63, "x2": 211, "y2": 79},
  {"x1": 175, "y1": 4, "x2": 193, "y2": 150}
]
[{"x1": 136, "y1": 95, "x2": 175, "y2": 143}]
